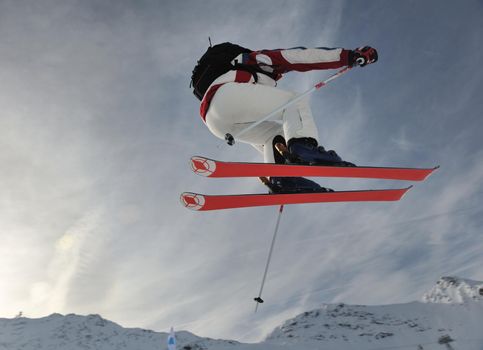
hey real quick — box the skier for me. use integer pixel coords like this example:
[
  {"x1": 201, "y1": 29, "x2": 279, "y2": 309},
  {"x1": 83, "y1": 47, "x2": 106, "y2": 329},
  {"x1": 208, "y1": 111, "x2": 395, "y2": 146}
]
[{"x1": 190, "y1": 43, "x2": 378, "y2": 193}]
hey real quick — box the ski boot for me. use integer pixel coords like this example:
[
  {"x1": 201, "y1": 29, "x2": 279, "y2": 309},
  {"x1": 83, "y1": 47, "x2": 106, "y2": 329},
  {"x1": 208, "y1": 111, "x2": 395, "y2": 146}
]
[
  {"x1": 277, "y1": 138, "x2": 355, "y2": 167},
  {"x1": 260, "y1": 176, "x2": 333, "y2": 194},
  {"x1": 262, "y1": 135, "x2": 334, "y2": 194}
]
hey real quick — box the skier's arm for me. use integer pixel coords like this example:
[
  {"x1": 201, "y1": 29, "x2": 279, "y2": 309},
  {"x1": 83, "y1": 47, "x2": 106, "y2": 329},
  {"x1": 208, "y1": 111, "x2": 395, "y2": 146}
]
[
  {"x1": 241, "y1": 46, "x2": 377, "y2": 77},
  {"x1": 246, "y1": 47, "x2": 351, "y2": 76}
]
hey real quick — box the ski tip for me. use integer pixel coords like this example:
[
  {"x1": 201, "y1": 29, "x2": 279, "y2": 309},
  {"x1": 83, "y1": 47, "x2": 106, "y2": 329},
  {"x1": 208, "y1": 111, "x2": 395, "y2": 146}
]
[
  {"x1": 190, "y1": 156, "x2": 217, "y2": 177},
  {"x1": 180, "y1": 192, "x2": 206, "y2": 211},
  {"x1": 425, "y1": 165, "x2": 440, "y2": 173},
  {"x1": 420, "y1": 165, "x2": 440, "y2": 181},
  {"x1": 399, "y1": 185, "x2": 413, "y2": 200}
]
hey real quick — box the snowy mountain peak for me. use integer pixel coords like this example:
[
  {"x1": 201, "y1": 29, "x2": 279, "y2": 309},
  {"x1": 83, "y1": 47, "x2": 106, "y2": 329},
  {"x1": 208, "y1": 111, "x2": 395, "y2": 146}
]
[
  {"x1": 0, "y1": 313, "x2": 153, "y2": 350},
  {"x1": 422, "y1": 276, "x2": 483, "y2": 304},
  {"x1": 1, "y1": 277, "x2": 483, "y2": 349},
  {"x1": 265, "y1": 276, "x2": 483, "y2": 349},
  {"x1": 0, "y1": 313, "x2": 236, "y2": 350}
]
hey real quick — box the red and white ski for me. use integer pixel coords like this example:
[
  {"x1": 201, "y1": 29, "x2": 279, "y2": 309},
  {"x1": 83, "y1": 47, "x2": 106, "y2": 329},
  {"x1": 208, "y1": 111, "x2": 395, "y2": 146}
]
[
  {"x1": 180, "y1": 187, "x2": 411, "y2": 211},
  {"x1": 190, "y1": 156, "x2": 438, "y2": 181}
]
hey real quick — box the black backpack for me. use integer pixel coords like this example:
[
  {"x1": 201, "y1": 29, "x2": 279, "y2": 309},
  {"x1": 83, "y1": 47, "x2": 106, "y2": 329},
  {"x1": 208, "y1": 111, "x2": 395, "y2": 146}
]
[{"x1": 190, "y1": 42, "x2": 272, "y2": 100}]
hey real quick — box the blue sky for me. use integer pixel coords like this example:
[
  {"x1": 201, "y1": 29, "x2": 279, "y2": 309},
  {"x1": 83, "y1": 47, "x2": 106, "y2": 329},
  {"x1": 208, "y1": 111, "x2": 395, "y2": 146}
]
[{"x1": 1, "y1": 0, "x2": 482, "y2": 342}]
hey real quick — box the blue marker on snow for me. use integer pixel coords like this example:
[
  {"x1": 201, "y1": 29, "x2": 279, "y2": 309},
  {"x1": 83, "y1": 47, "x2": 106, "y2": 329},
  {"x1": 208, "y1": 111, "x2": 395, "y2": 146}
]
[{"x1": 167, "y1": 327, "x2": 176, "y2": 350}]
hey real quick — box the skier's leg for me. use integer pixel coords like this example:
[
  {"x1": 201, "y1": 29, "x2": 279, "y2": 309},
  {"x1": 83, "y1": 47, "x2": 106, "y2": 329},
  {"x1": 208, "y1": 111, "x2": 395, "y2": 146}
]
[
  {"x1": 264, "y1": 135, "x2": 287, "y2": 164},
  {"x1": 215, "y1": 84, "x2": 322, "y2": 146},
  {"x1": 262, "y1": 140, "x2": 276, "y2": 163},
  {"x1": 251, "y1": 142, "x2": 277, "y2": 164},
  {"x1": 205, "y1": 82, "x2": 352, "y2": 167},
  {"x1": 205, "y1": 82, "x2": 290, "y2": 164},
  {"x1": 282, "y1": 98, "x2": 319, "y2": 141},
  {"x1": 279, "y1": 97, "x2": 354, "y2": 166},
  {"x1": 205, "y1": 82, "x2": 322, "y2": 148},
  {"x1": 205, "y1": 83, "x2": 294, "y2": 147},
  {"x1": 204, "y1": 83, "x2": 333, "y2": 193}
]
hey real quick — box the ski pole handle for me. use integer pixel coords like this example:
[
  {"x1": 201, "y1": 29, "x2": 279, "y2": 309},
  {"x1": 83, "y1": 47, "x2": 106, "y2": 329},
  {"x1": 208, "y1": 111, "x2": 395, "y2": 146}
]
[{"x1": 225, "y1": 66, "x2": 352, "y2": 146}]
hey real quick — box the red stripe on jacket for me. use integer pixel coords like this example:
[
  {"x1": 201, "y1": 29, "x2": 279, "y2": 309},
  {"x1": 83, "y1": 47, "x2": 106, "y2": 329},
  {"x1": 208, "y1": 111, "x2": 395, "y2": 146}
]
[{"x1": 200, "y1": 70, "x2": 253, "y2": 121}]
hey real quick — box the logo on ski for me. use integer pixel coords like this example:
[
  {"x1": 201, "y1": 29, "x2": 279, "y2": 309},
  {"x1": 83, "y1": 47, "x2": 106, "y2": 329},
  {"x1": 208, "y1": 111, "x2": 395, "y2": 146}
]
[
  {"x1": 190, "y1": 156, "x2": 217, "y2": 177},
  {"x1": 180, "y1": 192, "x2": 205, "y2": 211}
]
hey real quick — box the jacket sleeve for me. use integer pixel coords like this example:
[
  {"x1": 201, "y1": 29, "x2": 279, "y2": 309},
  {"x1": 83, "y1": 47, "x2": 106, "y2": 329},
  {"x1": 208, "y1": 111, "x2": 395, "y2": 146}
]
[{"x1": 245, "y1": 47, "x2": 350, "y2": 77}]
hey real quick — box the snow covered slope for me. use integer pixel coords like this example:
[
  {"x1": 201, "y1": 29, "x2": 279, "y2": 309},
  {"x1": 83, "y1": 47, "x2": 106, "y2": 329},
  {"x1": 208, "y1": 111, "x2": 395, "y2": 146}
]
[
  {"x1": 0, "y1": 277, "x2": 482, "y2": 350},
  {"x1": 266, "y1": 277, "x2": 483, "y2": 350},
  {"x1": 0, "y1": 313, "x2": 247, "y2": 350}
]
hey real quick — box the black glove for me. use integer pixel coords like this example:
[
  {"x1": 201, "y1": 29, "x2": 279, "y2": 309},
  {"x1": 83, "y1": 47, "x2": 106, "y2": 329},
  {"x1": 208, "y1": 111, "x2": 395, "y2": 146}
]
[{"x1": 349, "y1": 46, "x2": 378, "y2": 67}]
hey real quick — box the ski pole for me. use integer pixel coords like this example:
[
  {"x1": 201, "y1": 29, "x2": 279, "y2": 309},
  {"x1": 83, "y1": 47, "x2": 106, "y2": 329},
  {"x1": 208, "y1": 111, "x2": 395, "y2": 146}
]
[
  {"x1": 225, "y1": 66, "x2": 352, "y2": 146},
  {"x1": 254, "y1": 205, "x2": 284, "y2": 313}
]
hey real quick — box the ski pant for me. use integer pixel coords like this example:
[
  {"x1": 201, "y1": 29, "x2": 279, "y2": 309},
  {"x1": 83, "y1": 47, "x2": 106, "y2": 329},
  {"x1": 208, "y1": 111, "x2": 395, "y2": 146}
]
[{"x1": 204, "y1": 82, "x2": 319, "y2": 163}]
